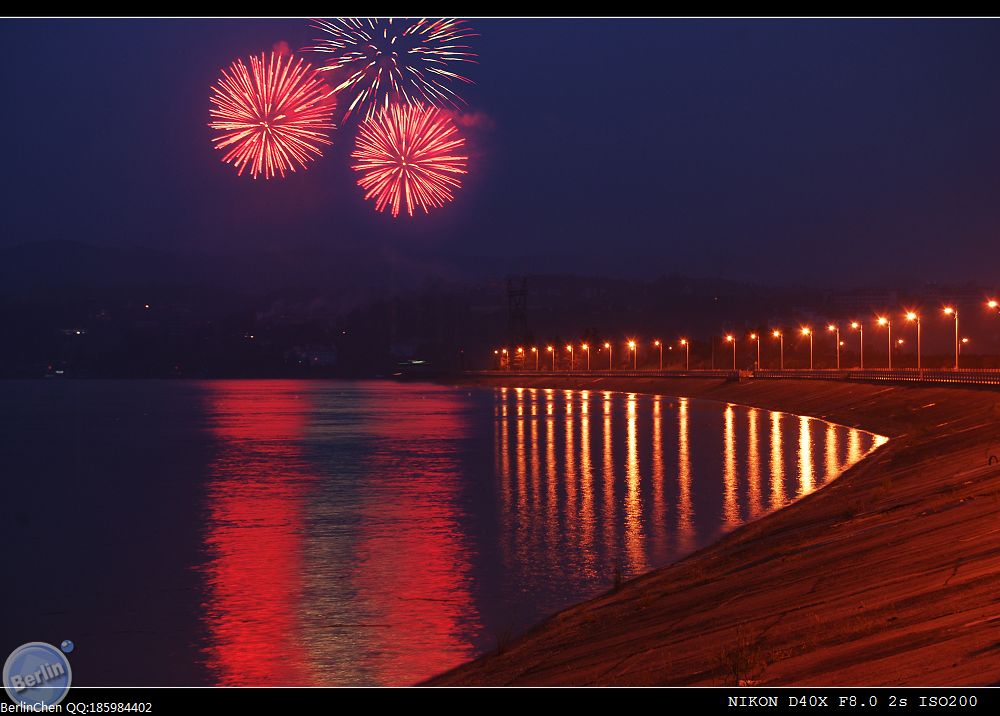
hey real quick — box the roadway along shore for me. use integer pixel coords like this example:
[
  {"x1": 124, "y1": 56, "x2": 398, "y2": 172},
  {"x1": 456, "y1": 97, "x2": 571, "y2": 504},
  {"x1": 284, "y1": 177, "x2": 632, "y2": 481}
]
[{"x1": 426, "y1": 375, "x2": 1000, "y2": 686}]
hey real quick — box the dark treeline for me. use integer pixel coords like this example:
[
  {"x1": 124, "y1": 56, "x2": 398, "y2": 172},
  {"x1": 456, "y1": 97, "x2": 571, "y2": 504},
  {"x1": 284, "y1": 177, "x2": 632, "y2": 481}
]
[{"x1": 2, "y1": 240, "x2": 998, "y2": 378}]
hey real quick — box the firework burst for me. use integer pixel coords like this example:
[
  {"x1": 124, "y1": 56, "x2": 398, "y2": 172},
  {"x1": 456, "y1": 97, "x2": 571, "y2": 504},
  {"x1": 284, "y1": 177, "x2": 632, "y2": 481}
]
[
  {"x1": 209, "y1": 52, "x2": 336, "y2": 179},
  {"x1": 352, "y1": 103, "x2": 468, "y2": 217},
  {"x1": 307, "y1": 18, "x2": 476, "y2": 123}
]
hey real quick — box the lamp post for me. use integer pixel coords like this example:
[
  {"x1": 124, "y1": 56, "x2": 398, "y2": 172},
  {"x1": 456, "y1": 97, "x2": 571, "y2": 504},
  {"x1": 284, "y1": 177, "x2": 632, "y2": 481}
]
[
  {"x1": 905, "y1": 311, "x2": 921, "y2": 375},
  {"x1": 654, "y1": 339, "x2": 663, "y2": 370},
  {"x1": 944, "y1": 307, "x2": 959, "y2": 370},
  {"x1": 628, "y1": 340, "x2": 637, "y2": 370},
  {"x1": 680, "y1": 339, "x2": 689, "y2": 371},
  {"x1": 582, "y1": 343, "x2": 590, "y2": 370},
  {"x1": 493, "y1": 349, "x2": 500, "y2": 369},
  {"x1": 961, "y1": 337, "x2": 970, "y2": 356},
  {"x1": 502, "y1": 348, "x2": 509, "y2": 370},
  {"x1": 750, "y1": 332, "x2": 760, "y2": 370},
  {"x1": 516, "y1": 346, "x2": 524, "y2": 370},
  {"x1": 725, "y1": 334, "x2": 736, "y2": 370},
  {"x1": 531, "y1": 346, "x2": 539, "y2": 370},
  {"x1": 801, "y1": 327, "x2": 813, "y2": 370},
  {"x1": 827, "y1": 325, "x2": 840, "y2": 370},
  {"x1": 604, "y1": 342, "x2": 612, "y2": 370},
  {"x1": 547, "y1": 345, "x2": 554, "y2": 370},
  {"x1": 851, "y1": 321, "x2": 864, "y2": 369},
  {"x1": 566, "y1": 344, "x2": 574, "y2": 371},
  {"x1": 877, "y1": 317, "x2": 891, "y2": 369},
  {"x1": 772, "y1": 330, "x2": 784, "y2": 370}
]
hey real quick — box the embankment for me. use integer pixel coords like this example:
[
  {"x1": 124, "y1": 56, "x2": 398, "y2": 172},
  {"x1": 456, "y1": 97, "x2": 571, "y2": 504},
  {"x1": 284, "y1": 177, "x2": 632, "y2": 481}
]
[{"x1": 428, "y1": 376, "x2": 1000, "y2": 685}]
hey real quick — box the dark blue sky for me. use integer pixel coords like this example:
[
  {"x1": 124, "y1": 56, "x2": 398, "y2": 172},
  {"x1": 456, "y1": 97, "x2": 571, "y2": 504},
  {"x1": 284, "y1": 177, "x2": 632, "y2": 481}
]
[{"x1": 3, "y1": 18, "x2": 1000, "y2": 286}]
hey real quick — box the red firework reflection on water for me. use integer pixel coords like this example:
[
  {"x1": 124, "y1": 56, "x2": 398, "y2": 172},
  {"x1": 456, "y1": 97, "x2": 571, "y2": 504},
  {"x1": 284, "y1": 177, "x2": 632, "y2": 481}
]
[
  {"x1": 352, "y1": 103, "x2": 468, "y2": 217},
  {"x1": 347, "y1": 388, "x2": 478, "y2": 684},
  {"x1": 201, "y1": 382, "x2": 314, "y2": 685},
  {"x1": 199, "y1": 381, "x2": 478, "y2": 685},
  {"x1": 208, "y1": 52, "x2": 336, "y2": 179}
]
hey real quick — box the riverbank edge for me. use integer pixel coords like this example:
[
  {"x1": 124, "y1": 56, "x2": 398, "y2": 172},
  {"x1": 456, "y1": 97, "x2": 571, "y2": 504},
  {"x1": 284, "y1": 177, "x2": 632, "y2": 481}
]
[{"x1": 425, "y1": 375, "x2": 1000, "y2": 686}]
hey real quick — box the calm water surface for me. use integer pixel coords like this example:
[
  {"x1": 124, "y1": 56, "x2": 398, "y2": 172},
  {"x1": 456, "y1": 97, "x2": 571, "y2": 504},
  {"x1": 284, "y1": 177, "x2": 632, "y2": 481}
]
[{"x1": 0, "y1": 380, "x2": 886, "y2": 686}]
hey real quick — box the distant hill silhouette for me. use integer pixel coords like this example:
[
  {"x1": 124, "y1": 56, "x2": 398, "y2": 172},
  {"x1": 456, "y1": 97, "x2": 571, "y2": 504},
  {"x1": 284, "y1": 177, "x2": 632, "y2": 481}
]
[{"x1": 0, "y1": 239, "x2": 467, "y2": 308}]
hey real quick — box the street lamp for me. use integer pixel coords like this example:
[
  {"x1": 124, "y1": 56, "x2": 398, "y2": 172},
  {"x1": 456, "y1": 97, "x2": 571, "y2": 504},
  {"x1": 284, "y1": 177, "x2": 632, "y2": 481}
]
[
  {"x1": 566, "y1": 344, "x2": 575, "y2": 371},
  {"x1": 801, "y1": 327, "x2": 813, "y2": 370},
  {"x1": 877, "y1": 317, "x2": 891, "y2": 370},
  {"x1": 627, "y1": 340, "x2": 637, "y2": 370},
  {"x1": 516, "y1": 346, "x2": 524, "y2": 370},
  {"x1": 905, "y1": 311, "x2": 921, "y2": 375},
  {"x1": 653, "y1": 339, "x2": 663, "y2": 370},
  {"x1": 851, "y1": 321, "x2": 864, "y2": 369},
  {"x1": 772, "y1": 330, "x2": 784, "y2": 371},
  {"x1": 944, "y1": 307, "x2": 959, "y2": 370},
  {"x1": 961, "y1": 337, "x2": 970, "y2": 356},
  {"x1": 501, "y1": 348, "x2": 509, "y2": 370},
  {"x1": 749, "y1": 333, "x2": 760, "y2": 370},
  {"x1": 582, "y1": 343, "x2": 590, "y2": 370},
  {"x1": 604, "y1": 341, "x2": 612, "y2": 370},
  {"x1": 725, "y1": 334, "x2": 735, "y2": 370},
  {"x1": 493, "y1": 349, "x2": 500, "y2": 369},
  {"x1": 546, "y1": 345, "x2": 554, "y2": 370},
  {"x1": 679, "y1": 339, "x2": 690, "y2": 371},
  {"x1": 827, "y1": 325, "x2": 840, "y2": 370},
  {"x1": 989, "y1": 299, "x2": 999, "y2": 310},
  {"x1": 531, "y1": 346, "x2": 539, "y2": 370}
]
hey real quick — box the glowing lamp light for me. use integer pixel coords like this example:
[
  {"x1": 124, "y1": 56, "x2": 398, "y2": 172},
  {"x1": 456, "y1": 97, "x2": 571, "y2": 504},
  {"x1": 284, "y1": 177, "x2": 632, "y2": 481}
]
[
  {"x1": 801, "y1": 327, "x2": 811, "y2": 335},
  {"x1": 905, "y1": 312, "x2": 918, "y2": 322},
  {"x1": 827, "y1": 325, "x2": 836, "y2": 332},
  {"x1": 989, "y1": 300, "x2": 998, "y2": 309},
  {"x1": 772, "y1": 330, "x2": 781, "y2": 337},
  {"x1": 944, "y1": 307, "x2": 955, "y2": 315},
  {"x1": 877, "y1": 317, "x2": 889, "y2": 326},
  {"x1": 627, "y1": 340, "x2": 636, "y2": 350},
  {"x1": 725, "y1": 335, "x2": 734, "y2": 342},
  {"x1": 851, "y1": 321, "x2": 860, "y2": 329}
]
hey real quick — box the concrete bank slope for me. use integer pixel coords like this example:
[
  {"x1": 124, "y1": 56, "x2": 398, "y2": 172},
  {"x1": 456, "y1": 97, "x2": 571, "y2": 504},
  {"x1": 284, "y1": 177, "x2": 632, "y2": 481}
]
[{"x1": 428, "y1": 377, "x2": 1000, "y2": 686}]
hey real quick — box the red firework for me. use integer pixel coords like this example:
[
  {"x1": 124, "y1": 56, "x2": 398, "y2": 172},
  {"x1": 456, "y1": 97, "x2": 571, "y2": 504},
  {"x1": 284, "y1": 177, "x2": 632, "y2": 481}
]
[
  {"x1": 351, "y1": 104, "x2": 467, "y2": 217},
  {"x1": 209, "y1": 52, "x2": 336, "y2": 179}
]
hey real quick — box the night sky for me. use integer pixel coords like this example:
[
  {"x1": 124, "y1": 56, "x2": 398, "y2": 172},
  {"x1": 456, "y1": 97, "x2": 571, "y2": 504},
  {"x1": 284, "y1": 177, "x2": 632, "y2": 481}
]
[{"x1": 4, "y1": 18, "x2": 1000, "y2": 286}]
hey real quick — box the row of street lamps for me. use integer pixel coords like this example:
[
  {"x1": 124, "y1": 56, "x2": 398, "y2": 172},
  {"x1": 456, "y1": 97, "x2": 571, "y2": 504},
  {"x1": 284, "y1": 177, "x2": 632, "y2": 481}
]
[
  {"x1": 494, "y1": 341, "x2": 648, "y2": 371},
  {"x1": 493, "y1": 301, "x2": 1000, "y2": 372}
]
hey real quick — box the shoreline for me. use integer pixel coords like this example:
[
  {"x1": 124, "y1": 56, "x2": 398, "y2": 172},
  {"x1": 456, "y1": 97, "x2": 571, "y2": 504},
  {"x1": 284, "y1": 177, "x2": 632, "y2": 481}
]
[{"x1": 427, "y1": 376, "x2": 1000, "y2": 686}]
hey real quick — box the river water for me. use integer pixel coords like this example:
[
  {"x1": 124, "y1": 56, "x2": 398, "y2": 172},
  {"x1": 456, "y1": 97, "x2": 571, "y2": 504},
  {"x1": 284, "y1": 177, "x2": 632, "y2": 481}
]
[{"x1": 0, "y1": 380, "x2": 885, "y2": 686}]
